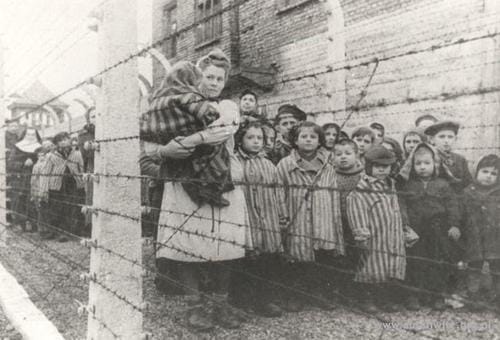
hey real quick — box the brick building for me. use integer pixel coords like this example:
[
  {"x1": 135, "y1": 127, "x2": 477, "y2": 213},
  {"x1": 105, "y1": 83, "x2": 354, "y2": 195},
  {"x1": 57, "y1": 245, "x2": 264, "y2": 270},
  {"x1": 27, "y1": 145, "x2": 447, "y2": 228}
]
[{"x1": 152, "y1": 0, "x2": 500, "y2": 163}]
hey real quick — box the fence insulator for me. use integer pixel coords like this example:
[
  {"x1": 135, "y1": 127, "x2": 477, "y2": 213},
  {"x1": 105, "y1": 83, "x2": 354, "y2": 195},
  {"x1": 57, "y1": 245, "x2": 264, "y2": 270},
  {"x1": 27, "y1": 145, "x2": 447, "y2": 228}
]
[
  {"x1": 77, "y1": 305, "x2": 86, "y2": 317},
  {"x1": 141, "y1": 206, "x2": 151, "y2": 215},
  {"x1": 82, "y1": 173, "x2": 92, "y2": 183},
  {"x1": 142, "y1": 238, "x2": 153, "y2": 246},
  {"x1": 91, "y1": 174, "x2": 100, "y2": 183},
  {"x1": 80, "y1": 272, "x2": 97, "y2": 283},
  {"x1": 84, "y1": 141, "x2": 100, "y2": 152},
  {"x1": 140, "y1": 268, "x2": 148, "y2": 278},
  {"x1": 140, "y1": 332, "x2": 153, "y2": 340},
  {"x1": 140, "y1": 302, "x2": 150, "y2": 312},
  {"x1": 87, "y1": 305, "x2": 96, "y2": 315},
  {"x1": 80, "y1": 238, "x2": 98, "y2": 248}
]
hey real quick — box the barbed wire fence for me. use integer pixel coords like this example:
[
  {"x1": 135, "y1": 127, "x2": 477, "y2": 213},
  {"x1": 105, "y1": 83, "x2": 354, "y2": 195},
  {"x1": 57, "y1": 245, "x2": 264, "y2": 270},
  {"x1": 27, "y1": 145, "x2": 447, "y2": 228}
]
[{"x1": 0, "y1": 0, "x2": 500, "y2": 339}]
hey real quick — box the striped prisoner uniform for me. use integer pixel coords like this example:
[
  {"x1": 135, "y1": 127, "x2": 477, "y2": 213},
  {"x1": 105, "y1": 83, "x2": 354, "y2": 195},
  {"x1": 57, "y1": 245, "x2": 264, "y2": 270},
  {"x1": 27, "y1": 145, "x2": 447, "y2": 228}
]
[
  {"x1": 237, "y1": 148, "x2": 284, "y2": 253},
  {"x1": 277, "y1": 148, "x2": 343, "y2": 262},
  {"x1": 347, "y1": 175, "x2": 406, "y2": 283}
]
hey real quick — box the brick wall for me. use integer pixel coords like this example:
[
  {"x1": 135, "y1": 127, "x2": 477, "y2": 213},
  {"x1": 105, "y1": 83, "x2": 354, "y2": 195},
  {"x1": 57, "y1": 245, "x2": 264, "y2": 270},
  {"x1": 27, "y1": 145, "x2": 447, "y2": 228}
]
[{"x1": 152, "y1": 0, "x2": 500, "y2": 164}]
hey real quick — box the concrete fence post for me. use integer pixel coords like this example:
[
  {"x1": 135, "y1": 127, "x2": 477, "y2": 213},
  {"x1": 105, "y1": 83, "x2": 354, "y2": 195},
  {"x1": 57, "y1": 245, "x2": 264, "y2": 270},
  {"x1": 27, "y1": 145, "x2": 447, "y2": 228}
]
[
  {"x1": 86, "y1": 0, "x2": 142, "y2": 339},
  {"x1": 0, "y1": 37, "x2": 7, "y2": 247}
]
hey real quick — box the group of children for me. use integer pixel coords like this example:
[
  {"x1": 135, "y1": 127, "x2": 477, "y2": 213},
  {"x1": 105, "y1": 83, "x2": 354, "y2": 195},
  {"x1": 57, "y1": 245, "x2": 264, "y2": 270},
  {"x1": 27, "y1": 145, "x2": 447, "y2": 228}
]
[{"x1": 230, "y1": 92, "x2": 500, "y2": 316}]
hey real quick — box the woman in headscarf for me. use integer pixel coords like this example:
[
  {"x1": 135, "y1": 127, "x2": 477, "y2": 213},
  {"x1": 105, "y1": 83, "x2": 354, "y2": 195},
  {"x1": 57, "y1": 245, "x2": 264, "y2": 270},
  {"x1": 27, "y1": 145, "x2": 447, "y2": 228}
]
[
  {"x1": 141, "y1": 49, "x2": 249, "y2": 331},
  {"x1": 8, "y1": 128, "x2": 41, "y2": 231}
]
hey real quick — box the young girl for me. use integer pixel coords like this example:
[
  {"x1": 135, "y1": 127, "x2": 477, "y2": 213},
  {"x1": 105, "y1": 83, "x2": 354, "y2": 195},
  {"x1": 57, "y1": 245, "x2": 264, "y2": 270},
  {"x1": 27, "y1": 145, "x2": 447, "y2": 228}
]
[
  {"x1": 277, "y1": 121, "x2": 343, "y2": 311},
  {"x1": 140, "y1": 60, "x2": 239, "y2": 207},
  {"x1": 402, "y1": 129, "x2": 425, "y2": 160},
  {"x1": 463, "y1": 154, "x2": 500, "y2": 307},
  {"x1": 346, "y1": 145, "x2": 410, "y2": 313},
  {"x1": 322, "y1": 122, "x2": 340, "y2": 151},
  {"x1": 233, "y1": 121, "x2": 284, "y2": 317},
  {"x1": 399, "y1": 143, "x2": 460, "y2": 311}
]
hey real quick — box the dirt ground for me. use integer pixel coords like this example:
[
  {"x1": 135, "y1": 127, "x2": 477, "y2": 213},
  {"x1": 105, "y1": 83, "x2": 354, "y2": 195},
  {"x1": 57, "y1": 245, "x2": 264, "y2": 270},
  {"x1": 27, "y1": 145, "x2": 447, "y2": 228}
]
[{"x1": 0, "y1": 228, "x2": 499, "y2": 340}]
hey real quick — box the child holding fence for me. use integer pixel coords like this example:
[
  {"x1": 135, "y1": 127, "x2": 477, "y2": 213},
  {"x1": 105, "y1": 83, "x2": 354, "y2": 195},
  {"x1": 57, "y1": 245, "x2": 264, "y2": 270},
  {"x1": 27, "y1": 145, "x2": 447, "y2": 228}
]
[
  {"x1": 399, "y1": 143, "x2": 460, "y2": 311},
  {"x1": 463, "y1": 154, "x2": 500, "y2": 309},
  {"x1": 277, "y1": 121, "x2": 343, "y2": 312},
  {"x1": 231, "y1": 121, "x2": 285, "y2": 317},
  {"x1": 346, "y1": 145, "x2": 413, "y2": 313}
]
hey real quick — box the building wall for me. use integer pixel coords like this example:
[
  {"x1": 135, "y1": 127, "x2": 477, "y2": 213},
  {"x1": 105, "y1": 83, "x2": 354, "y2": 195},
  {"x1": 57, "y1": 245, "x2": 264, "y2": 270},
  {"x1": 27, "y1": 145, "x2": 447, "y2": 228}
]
[{"x1": 152, "y1": 0, "x2": 500, "y2": 164}]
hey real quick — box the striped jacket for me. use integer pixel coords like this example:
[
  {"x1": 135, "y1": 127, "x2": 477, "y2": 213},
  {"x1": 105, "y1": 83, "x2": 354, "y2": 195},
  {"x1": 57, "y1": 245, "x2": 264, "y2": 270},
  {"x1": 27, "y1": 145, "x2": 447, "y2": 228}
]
[
  {"x1": 30, "y1": 157, "x2": 46, "y2": 201},
  {"x1": 277, "y1": 148, "x2": 343, "y2": 262},
  {"x1": 347, "y1": 175, "x2": 406, "y2": 283},
  {"x1": 39, "y1": 149, "x2": 85, "y2": 195},
  {"x1": 237, "y1": 148, "x2": 285, "y2": 253}
]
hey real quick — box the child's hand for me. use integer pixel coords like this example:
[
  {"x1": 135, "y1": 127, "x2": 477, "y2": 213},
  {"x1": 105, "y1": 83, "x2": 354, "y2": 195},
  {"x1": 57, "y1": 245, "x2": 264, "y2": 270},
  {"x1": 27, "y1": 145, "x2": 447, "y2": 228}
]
[{"x1": 448, "y1": 226, "x2": 461, "y2": 241}]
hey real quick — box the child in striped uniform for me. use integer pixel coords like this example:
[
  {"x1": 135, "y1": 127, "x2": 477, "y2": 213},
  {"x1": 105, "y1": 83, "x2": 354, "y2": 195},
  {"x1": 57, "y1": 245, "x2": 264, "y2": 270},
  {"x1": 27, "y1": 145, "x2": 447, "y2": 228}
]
[
  {"x1": 277, "y1": 121, "x2": 343, "y2": 312},
  {"x1": 232, "y1": 121, "x2": 284, "y2": 317},
  {"x1": 347, "y1": 145, "x2": 411, "y2": 313}
]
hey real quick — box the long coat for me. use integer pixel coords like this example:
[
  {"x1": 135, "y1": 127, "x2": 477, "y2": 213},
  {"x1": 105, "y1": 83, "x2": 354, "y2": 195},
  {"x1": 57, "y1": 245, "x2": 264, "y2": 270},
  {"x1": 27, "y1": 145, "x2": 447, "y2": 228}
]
[
  {"x1": 156, "y1": 136, "x2": 251, "y2": 262},
  {"x1": 277, "y1": 148, "x2": 343, "y2": 262},
  {"x1": 463, "y1": 183, "x2": 500, "y2": 262},
  {"x1": 403, "y1": 177, "x2": 460, "y2": 292},
  {"x1": 7, "y1": 146, "x2": 37, "y2": 225},
  {"x1": 347, "y1": 175, "x2": 406, "y2": 283},
  {"x1": 237, "y1": 149, "x2": 284, "y2": 253}
]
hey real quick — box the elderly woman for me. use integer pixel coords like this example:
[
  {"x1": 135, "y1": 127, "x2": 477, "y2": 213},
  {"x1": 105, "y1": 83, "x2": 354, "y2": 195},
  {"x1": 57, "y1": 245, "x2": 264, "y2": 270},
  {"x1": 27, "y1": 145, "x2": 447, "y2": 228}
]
[{"x1": 141, "y1": 49, "x2": 249, "y2": 331}]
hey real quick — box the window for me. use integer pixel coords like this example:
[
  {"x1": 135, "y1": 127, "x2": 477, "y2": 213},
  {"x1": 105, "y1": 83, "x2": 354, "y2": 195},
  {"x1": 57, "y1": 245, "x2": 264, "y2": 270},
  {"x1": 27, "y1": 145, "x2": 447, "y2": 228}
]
[
  {"x1": 163, "y1": 3, "x2": 177, "y2": 58},
  {"x1": 275, "y1": 0, "x2": 315, "y2": 14},
  {"x1": 195, "y1": 0, "x2": 222, "y2": 46}
]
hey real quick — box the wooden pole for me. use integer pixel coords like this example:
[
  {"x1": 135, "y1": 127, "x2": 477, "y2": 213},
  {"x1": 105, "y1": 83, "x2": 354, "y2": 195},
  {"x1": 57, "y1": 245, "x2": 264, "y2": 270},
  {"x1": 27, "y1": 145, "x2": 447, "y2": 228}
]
[
  {"x1": 0, "y1": 37, "x2": 7, "y2": 247},
  {"x1": 86, "y1": 0, "x2": 142, "y2": 339}
]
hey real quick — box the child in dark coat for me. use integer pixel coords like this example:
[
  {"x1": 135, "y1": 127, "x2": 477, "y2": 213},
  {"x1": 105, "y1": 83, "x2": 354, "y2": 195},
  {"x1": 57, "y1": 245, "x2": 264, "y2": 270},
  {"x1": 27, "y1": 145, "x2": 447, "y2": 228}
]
[
  {"x1": 463, "y1": 154, "x2": 500, "y2": 308},
  {"x1": 399, "y1": 143, "x2": 460, "y2": 311}
]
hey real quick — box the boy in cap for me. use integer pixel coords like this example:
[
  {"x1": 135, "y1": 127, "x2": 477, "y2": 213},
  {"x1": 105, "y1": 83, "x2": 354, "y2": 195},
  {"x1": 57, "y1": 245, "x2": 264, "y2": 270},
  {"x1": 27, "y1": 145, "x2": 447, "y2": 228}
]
[
  {"x1": 425, "y1": 120, "x2": 472, "y2": 192},
  {"x1": 271, "y1": 104, "x2": 306, "y2": 163},
  {"x1": 425, "y1": 120, "x2": 472, "y2": 303},
  {"x1": 351, "y1": 127, "x2": 375, "y2": 165}
]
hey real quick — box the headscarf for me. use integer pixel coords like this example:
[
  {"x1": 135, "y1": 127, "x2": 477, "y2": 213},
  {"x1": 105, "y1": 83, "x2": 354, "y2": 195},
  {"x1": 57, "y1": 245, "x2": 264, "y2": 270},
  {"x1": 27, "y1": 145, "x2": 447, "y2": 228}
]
[
  {"x1": 150, "y1": 61, "x2": 204, "y2": 101},
  {"x1": 398, "y1": 142, "x2": 459, "y2": 182}
]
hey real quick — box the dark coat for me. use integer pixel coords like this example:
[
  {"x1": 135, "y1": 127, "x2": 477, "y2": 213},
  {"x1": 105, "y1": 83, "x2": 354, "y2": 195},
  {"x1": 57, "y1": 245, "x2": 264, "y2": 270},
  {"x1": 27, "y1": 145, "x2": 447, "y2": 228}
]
[
  {"x1": 403, "y1": 177, "x2": 460, "y2": 261},
  {"x1": 440, "y1": 151, "x2": 473, "y2": 193},
  {"x1": 463, "y1": 183, "x2": 500, "y2": 262},
  {"x1": 7, "y1": 146, "x2": 37, "y2": 224}
]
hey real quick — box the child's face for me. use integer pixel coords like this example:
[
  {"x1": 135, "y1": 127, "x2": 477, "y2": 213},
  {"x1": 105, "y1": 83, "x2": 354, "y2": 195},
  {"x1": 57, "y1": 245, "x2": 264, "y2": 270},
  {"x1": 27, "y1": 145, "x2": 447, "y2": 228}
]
[
  {"x1": 296, "y1": 127, "x2": 319, "y2": 153},
  {"x1": 372, "y1": 163, "x2": 391, "y2": 180},
  {"x1": 353, "y1": 135, "x2": 373, "y2": 155},
  {"x1": 242, "y1": 127, "x2": 264, "y2": 154},
  {"x1": 404, "y1": 133, "x2": 422, "y2": 154},
  {"x1": 372, "y1": 128, "x2": 384, "y2": 145},
  {"x1": 324, "y1": 128, "x2": 338, "y2": 149},
  {"x1": 278, "y1": 114, "x2": 298, "y2": 140},
  {"x1": 199, "y1": 65, "x2": 226, "y2": 98},
  {"x1": 240, "y1": 94, "x2": 257, "y2": 113},
  {"x1": 414, "y1": 150, "x2": 435, "y2": 179},
  {"x1": 476, "y1": 166, "x2": 498, "y2": 187},
  {"x1": 263, "y1": 127, "x2": 276, "y2": 150},
  {"x1": 432, "y1": 129, "x2": 456, "y2": 153},
  {"x1": 334, "y1": 144, "x2": 358, "y2": 170},
  {"x1": 57, "y1": 137, "x2": 71, "y2": 149}
]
